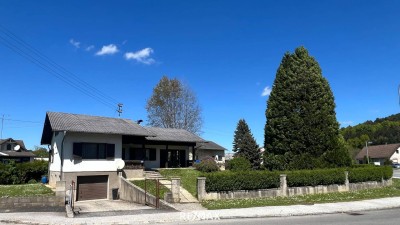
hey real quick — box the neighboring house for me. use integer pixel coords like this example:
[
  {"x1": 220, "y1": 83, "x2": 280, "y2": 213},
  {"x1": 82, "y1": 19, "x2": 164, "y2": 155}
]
[
  {"x1": 356, "y1": 143, "x2": 400, "y2": 165},
  {"x1": 195, "y1": 141, "x2": 226, "y2": 162},
  {"x1": 40, "y1": 111, "x2": 221, "y2": 201},
  {"x1": 0, "y1": 138, "x2": 35, "y2": 163}
]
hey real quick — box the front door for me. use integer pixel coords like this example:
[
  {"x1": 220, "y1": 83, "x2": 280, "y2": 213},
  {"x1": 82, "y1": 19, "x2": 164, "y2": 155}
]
[{"x1": 159, "y1": 150, "x2": 186, "y2": 168}]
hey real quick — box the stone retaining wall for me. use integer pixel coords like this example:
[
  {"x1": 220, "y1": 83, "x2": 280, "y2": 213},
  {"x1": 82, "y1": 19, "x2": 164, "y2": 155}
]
[
  {"x1": 198, "y1": 172, "x2": 393, "y2": 201},
  {"x1": 0, "y1": 196, "x2": 64, "y2": 209}
]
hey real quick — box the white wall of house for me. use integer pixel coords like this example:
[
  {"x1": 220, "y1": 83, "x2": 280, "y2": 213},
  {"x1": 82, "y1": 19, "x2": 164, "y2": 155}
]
[
  {"x1": 50, "y1": 132, "x2": 122, "y2": 173},
  {"x1": 390, "y1": 147, "x2": 400, "y2": 163},
  {"x1": 63, "y1": 132, "x2": 122, "y2": 172}
]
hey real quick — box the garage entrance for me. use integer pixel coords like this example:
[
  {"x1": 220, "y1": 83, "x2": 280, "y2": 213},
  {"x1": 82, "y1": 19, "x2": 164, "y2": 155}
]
[{"x1": 77, "y1": 175, "x2": 108, "y2": 201}]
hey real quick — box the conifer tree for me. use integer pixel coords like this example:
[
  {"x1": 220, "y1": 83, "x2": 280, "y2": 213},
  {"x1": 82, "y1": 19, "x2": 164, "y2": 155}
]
[
  {"x1": 233, "y1": 119, "x2": 261, "y2": 169},
  {"x1": 264, "y1": 47, "x2": 351, "y2": 169}
]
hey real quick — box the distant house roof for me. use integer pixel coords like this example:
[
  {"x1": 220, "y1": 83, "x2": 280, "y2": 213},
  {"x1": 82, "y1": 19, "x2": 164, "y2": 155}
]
[
  {"x1": 0, "y1": 138, "x2": 27, "y2": 151},
  {"x1": 0, "y1": 151, "x2": 35, "y2": 157},
  {"x1": 356, "y1": 143, "x2": 400, "y2": 160},
  {"x1": 41, "y1": 112, "x2": 153, "y2": 144},
  {"x1": 196, "y1": 141, "x2": 226, "y2": 151},
  {"x1": 144, "y1": 127, "x2": 205, "y2": 143}
]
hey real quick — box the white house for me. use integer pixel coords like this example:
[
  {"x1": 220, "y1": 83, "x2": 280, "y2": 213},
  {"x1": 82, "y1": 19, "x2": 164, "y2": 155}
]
[
  {"x1": 40, "y1": 111, "x2": 221, "y2": 201},
  {"x1": 356, "y1": 143, "x2": 400, "y2": 165}
]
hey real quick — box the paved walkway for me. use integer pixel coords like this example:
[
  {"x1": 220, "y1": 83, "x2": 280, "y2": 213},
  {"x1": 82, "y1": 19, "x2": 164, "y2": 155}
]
[{"x1": 1, "y1": 197, "x2": 400, "y2": 224}]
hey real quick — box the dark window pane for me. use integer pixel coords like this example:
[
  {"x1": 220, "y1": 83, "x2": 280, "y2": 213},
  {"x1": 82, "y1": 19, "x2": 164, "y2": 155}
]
[
  {"x1": 106, "y1": 144, "x2": 115, "y2": 158},
  {"x1": 83, "y1": 143, "x2": 98, "y2": 159},
  {"x1": 98, "y1": 144, "x2": 106, "y2": 159},
  {"x1": 147, "y1": 148, "x2": 156, "y2": 161},
  {"x1": 73, "y1": 143, "x2": 83, "y2": 157}
]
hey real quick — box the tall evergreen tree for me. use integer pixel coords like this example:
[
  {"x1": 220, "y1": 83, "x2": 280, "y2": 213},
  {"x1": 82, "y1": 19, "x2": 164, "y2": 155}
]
[
  {"x1": 264, "y1": 47, "x2": 351, "y2": 169},
  {"x1": 233, "y1": 119, "x2": 261, "y2": 169}
]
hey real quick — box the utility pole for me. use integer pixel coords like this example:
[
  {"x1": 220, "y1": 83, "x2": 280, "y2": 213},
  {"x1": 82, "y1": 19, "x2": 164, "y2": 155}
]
[{"x1": 117, "y1": 103, "x2": 123, "y2": 117}]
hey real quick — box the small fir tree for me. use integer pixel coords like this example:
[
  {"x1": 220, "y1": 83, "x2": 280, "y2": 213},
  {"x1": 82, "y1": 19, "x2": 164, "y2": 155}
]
[{"x1": 233, "y1": 119, "x2": 261, "y2": 169}]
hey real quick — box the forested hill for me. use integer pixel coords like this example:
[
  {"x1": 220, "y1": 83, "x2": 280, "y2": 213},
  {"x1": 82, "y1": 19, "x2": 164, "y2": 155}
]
[{"x1": 340, "y1": 113, "x2": 400, "y2": 149}]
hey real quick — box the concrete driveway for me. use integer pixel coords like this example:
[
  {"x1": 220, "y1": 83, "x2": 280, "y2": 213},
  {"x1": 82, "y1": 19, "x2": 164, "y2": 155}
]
[{"x1": 73, "y1": 199, "x2": 175, "y2": 218}]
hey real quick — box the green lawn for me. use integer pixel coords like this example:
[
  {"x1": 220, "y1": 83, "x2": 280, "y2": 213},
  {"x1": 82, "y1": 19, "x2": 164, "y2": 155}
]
[
  {"x1": 202, "y1": 178, "x2": 400, "y2": 210},
  {"x1": 159, "y1": 168, "x2": 201, "y2": 197},
  {"x1": 131, "y1": 180, "x2": 170, "y2": 198},
  {"x1": 0, "y1": 184, "x2": 54, "y2": 197}
]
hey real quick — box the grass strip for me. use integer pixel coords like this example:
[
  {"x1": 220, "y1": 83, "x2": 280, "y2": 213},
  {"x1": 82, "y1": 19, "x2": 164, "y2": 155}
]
[{"x1": 0, "y1": 184, "x2": 54, "y2": 197}]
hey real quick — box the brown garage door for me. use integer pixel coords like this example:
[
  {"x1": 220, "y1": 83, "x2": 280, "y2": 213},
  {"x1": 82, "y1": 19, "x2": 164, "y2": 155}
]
[{"x1": 77, "y1": 175, "x2": 108, "y2": 201}]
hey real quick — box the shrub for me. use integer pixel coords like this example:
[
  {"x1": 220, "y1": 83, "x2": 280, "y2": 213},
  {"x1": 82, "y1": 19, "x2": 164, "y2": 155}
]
[
  {"x1": 348, "y1": 165, "x2": 393, "y2": 183},
  {"x1": 195, "y1": 157, "x2": 219, "y2": 173},
  {"x1": 286, "y1": 168, "x2": 346, "y2": 187},
  {"x1": 28, "y1": 179, "x2": 37, "y2": 184},
  {"x1": 205, "y1": 170, "x2": 280, "y2": 192},
  {"x1": 0, "y1": 161, "x2": 48, "y2": 185},
  {"x1": 226, "y1": 157, "x2": 251, "y2": 171}
]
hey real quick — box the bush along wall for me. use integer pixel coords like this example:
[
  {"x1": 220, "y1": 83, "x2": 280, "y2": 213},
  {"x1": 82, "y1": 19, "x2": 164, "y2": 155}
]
[
  {"x1": 0, "y1": 161, "x2": 48, "y2": 185},
  {"x1": 205, "y1": 166, "x2": 392, "y2": 192},
  {"x1": 205, "y1": 170, "x2": 280, "y2": 192},
  {"x1": 286, "y1": 168, "x2": 346, "y2": 187},
  {"x1": 348, "y1": 165, "x2": 393, "y2": 183}
]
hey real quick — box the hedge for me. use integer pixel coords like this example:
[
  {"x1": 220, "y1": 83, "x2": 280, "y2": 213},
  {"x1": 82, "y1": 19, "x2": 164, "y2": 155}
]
[
  {"x1": 348, "y1": 165, "x2": 392, "y2": 183},
  {"x1": 205, "y1": 170, "x2": 280, "y2": 192},
  {"x1": 286, "y1": 168, "x2": 346, "y2": 187},
  {"x1": 204, "y1": 166, "x2": 393, "y2": 192},
  {"x1": 0, "y1": 161, "x2": 48, "y2": 184}
]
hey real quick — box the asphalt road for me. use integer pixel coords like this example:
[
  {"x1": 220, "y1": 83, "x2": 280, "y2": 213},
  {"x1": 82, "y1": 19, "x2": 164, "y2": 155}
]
[{"x1": 167, "y1": 208, "x2": 400, "y2": 225}]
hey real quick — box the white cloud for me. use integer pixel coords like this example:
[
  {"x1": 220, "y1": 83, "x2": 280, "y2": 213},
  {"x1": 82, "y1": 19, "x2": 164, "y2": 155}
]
[
  {"x1": 124, "y1": 47, "x2": 155, "y2": 65},
  {"x1": 340, "y1": 121, "x2": 354, "y2": 126},
  {"x1": 69, "y1": 39, "x2": 80, "y2": 48},
  {"x1": 85, "y1": 45, "x2": 94, "y2": 51},
  {"x1": 261, "y1": 86, "x2": 272, "y2": 97},
  {"x1": 95, "y1": 44, "x2": 119, "y2": 56}
]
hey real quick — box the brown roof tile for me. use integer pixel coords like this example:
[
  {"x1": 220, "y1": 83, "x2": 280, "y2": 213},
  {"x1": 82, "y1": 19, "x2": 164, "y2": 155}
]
[{"x1": 356, "y1": 143, "x2": 400, "y2": 159}]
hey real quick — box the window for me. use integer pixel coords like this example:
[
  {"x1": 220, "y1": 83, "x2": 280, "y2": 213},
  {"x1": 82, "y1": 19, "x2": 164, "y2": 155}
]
[
  {"x1": 6, "y1": 144, "x2": 11, "y2": 150},
  {"x1": 129, "y1": 148, "x2": 156, "y2": 161},
  {"x1": 73, "y1": 143, "x2": 115, "y2": 159},
  {"x1": 396, "y1": 150, "x2": 399, "y2": 154}
]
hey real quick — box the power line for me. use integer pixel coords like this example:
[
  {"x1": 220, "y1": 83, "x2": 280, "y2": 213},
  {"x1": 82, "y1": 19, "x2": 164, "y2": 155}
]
[{"x1": 0, "y1": 25, "x2": 122, "y2": 113}]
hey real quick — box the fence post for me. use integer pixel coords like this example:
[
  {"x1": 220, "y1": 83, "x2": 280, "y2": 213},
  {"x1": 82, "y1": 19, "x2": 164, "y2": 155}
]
[
  {"x1": 197, "y1": 177, "x2": 206, "y2": 201},
  {"x1": 345, "y1": 171, "x2": 349, "y2": 191},
  {"x1": 171, "y1": 177, "x2": 181, "y2": 203},
  {"x1": 280, "y1": 174, "x2": 287, "y2": 197}
]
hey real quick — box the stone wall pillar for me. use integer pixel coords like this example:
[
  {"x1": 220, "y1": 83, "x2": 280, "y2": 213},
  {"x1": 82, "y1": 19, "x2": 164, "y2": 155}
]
[
  {"x1": 171, "y1": 178, "x2": 181, "y2": 203},
  {"x1": 280, "y1": 174, "x2": 287, "y2": 197},
  {"x1": 345, "y1": 171, "x2": 349, "y2": 191},
  {"x1": 55, "y1": 181, "x2": 66, "y2": 200},
  {"x1": 197, "y1": 177, "x2": 206, "y2": 201}
]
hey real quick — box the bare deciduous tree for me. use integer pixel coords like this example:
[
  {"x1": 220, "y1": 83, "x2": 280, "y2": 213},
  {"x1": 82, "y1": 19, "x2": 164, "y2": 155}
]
[{"x1": 146, "y1": 76, "x2": 202, "y2": 134}]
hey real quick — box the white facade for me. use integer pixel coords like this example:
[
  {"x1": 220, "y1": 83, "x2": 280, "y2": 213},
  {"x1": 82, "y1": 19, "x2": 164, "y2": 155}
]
[
  {"x1": 390, "y1": 147, "x2": 400, "y2": 163},
  {"x1": 50, "y1": 131, "x2": 122, "y2": 173}
]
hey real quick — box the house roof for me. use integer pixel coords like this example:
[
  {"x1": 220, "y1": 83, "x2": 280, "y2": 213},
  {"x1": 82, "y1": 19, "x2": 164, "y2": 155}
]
[
  {"x1": 196, "y1": 141, "x2": 226, "y2": 151},
  {"x1": 144, "y1": 127, "x2": 205, "y2": 143},
  {"x1": 41, "y1": 112, "x2": 153, "y2": 144},
  {"x1": 0, "y1": 151, "x2": 35, "y2": 157},
  {"x1": 0, "y1": 138, "x2": 27, "y2": 151},
  {"x1": 356, "y1": 143, "x2": 400, "y2": 159}
]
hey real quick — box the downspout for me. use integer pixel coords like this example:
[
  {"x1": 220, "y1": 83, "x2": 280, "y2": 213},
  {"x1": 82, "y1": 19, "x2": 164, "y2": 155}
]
[{"x1": 60, "y1": 131, "x2": 67, "y2": 181}]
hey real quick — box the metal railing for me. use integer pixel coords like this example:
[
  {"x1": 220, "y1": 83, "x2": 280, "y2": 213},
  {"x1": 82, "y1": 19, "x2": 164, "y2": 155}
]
[{"x1": 68, "y1": 181, "x2": 75, "y2": 211}]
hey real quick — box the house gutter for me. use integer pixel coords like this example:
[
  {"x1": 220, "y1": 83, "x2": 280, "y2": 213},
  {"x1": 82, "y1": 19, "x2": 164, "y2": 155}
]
[{"x1": 60, "y1": 131, "x2": 67, "y2": 181}]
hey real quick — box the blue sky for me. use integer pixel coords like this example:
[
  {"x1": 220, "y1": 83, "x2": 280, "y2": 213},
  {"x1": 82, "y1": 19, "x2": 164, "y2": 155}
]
[{"x1": 1, "y1": 1, "x2": 400, "y2": 151}]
